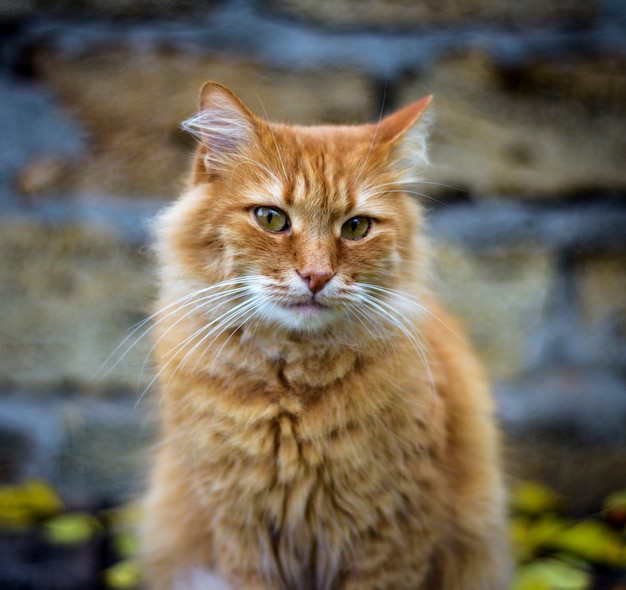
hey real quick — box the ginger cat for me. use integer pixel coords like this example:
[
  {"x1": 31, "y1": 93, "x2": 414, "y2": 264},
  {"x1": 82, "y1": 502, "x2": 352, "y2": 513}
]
[{"x1": 139, "y1": 81, "x2": 511, "y2": 589}]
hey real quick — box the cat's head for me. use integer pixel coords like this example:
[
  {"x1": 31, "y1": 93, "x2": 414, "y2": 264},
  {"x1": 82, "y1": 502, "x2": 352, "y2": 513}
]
[{"x1": 156, "y1": 82, "x2": 433, "y2": 337}]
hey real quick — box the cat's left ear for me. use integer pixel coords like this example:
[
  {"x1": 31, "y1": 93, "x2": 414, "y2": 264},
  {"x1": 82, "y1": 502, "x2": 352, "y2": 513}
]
[
  {"x1": 378, "y1": 95, "x2": 434, "y2": 180},
  {"x1": 182, "y1": 81, "x2": 258, "y2": 175}
]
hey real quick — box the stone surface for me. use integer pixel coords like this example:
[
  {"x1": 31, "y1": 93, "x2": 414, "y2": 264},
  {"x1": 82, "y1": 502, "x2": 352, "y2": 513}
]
[
  {"x1": 431, "y1": 239, "x2": 554, "y2": 381},
  {"x1": 0, "y1": 219, "x2": 156, "y2": 391},
  {"x1": 57, "y1": 399, "x2": 156, "y2": 500},
  {"x1": 0, "y1": 394, "x2": 155, "y2": 500},
  {"x1": 400, "y1": 52, "x2": 626, "y2": 198},
  {"x1": 0, "y1": 0, "x2": 213, "y2": 19},
  {"x1": 0, "y1": 78, "x2": 86, "y2": 203},
  {"x1": 268, "y1": 0, "x2": 599, "y2": 28},
  {"x1": 0, "y1": 0, "x2": 624, "y2": 510},
  {"x1": 31, "y1": 49, "x2": 374, "y2": 198},
  {"x1": 575, "y1": 252, "x2": 626, "y2": 369}
]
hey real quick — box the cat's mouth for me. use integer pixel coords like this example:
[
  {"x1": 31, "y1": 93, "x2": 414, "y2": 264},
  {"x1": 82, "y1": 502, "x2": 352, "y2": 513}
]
[{"x1": 285, "y1": 299, "x2": 330, "y2": 313}]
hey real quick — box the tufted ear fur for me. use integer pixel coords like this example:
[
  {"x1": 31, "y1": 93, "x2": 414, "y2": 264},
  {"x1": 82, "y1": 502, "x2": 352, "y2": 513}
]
[
  {"x1": 377, "y1": 95, "x2": 434, "y2": 184},
  {"x1": 182, "y1": 81, "x2": 258, "y2": 176}
]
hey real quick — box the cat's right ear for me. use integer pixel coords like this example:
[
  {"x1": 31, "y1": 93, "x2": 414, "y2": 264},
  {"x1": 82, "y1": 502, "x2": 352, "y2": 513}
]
[{"x1": 182, "y1": 81, "x2": 257, "y2": 176}]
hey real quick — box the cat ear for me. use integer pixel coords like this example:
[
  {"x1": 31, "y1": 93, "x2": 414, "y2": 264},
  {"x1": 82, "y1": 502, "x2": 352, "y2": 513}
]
[
  {"x1": 182, "y1": 81, "x2": 257, "y2": 173},
  {"x1": 378, "y1": 95, "x2": 434, "y2": 182}
]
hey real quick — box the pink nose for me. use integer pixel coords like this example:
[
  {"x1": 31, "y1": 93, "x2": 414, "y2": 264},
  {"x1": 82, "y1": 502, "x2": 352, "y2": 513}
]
[{"x1": 298, "y1": 270, "x2": 334, "y2": 294}]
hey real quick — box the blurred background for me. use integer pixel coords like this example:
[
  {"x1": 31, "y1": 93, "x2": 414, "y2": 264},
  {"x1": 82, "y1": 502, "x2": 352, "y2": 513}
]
[{"x1": 1, "y1": 0, "x2": 625, "y2": 523}]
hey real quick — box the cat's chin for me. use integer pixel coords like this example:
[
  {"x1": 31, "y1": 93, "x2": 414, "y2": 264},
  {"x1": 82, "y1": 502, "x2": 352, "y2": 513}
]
[{"x1": 269, "y1": 301, "x2": 338, "y2": 333}]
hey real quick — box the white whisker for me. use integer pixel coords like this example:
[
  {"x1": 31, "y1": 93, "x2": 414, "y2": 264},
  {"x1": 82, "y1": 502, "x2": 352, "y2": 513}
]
[
  {"x1": 351, "y1": 86, "x2": 388, "y2": 190},
  {"x1": 361, "y1": 283, "x2": 465, "y2": 342},
  {"x1": 233, "y1": 154, "x2": 283, "y2": 187},
  {"x1": 133, "y1": 300, "x2": 248, "y2": 410},
  {"x1": 135, "y1": 284, "x2": 248, "y2": 388},
  {"x1": 255, "y1": 96, "x2": 289, "y2": 183},
  {"x1": 97, "y1": 283, "x2": 240, "y2": 379},
  {"x1": 356, "y1": 286, "x2": 435, "y2": 393}
]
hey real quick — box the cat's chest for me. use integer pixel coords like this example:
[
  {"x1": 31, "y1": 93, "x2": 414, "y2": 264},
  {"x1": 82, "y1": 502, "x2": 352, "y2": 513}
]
[
  {"x1": 229, "y1": 330, "x2": 363, "y2": 389},
  {"x1": 204, "y1": 397, "x2": 443, "y2": 525},
  {"x1": 210, "y1": 408, "x2": 445, "y2": 590},
  {"x1": 178, "y1": 356, "x2": 448, "y2": 588}
]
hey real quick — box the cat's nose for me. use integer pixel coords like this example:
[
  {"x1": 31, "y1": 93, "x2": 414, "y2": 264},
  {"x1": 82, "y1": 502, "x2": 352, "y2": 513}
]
[{"x1": 298, "y1": 270, "x2": 335, "y2": 294}]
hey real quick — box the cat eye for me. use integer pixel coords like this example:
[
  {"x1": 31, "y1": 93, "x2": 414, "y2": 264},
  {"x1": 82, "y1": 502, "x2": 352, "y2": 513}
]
[
  {"x1": 254, "y1": 207, "x2": 290, "y2": 233},
  {"x1": 341, "y1": 216, "x2": 371, "y2": 240}
]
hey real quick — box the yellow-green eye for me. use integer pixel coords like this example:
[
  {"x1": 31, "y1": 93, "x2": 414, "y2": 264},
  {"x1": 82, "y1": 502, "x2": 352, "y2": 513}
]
[
  {"x1": 254, "y1": 207, "x2": 289, "y2": 233},
  {"x1": 341, "y1": 216, "x2": 371, "y2": 240}
]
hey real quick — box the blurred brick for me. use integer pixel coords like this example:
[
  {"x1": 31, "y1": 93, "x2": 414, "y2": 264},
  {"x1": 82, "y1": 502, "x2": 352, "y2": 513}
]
[
  {"x1": 0, "y1": 426, "x2": 32, "y2": 483},
  {"x1": 57, "y1": 401, "x2": 156, "y2": 500},
  {"x1": 16, "y1": 158, "x2": 71, "y2": 198},
  {"x1": 33, "y1": 48, "x2": 374, "y2": 198},
  {"x1": 0, "y1": 0, "x2": 212, "y2": 19},
  {"x1": 431, "y1": 240, "x2": 554, "y2": 381},
  {"x1": 268, "y1": 0, "x2": 599, "y2": 28},
  {"x1": 0, "y1": 221, "x2": 155, "y2": 391},
  {"x1": 400, "y1": 52, "x2": 626, "y2": 197},
  {"x1": 576, "y1": 253, "x2": 626, "y2": 328},
  {"x1": 575, "y1": 253, "x2": 626, "y2": 370},
  {"x1": 0, "y1": 0, "x2": 36, "y2": 18}
]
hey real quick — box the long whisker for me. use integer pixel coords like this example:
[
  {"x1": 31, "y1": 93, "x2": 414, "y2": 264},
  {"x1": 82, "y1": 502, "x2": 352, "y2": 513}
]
[
  {"x1": 134, "y1": 294, "x2": 252, "y2": 409},
  {"x1": 351, "y1": 83, "x2": 388, "y2": 190},
  {"x1": 361, "y1": 283, "x2": 465, "y2": 342},
  {"x1": 343, "y1": 305, "x2": 396, "y2": 368},
  {"x1": 136, "y1": 284, "x2": 250, "y2": 388},
  {"x1": 176, "y1": 297, "x2": 260, "y2": 369},
  {"x1": 234, "y1": 154, "x2": 283, "y2": 187},
  {"x1": 97, "y1": 282, "x2": 241, "y2": 379},
  {"x1": 366, "y1": 179, "x2": 466, "y2": 192},
  {"x1": 255, "y1": 96, "x2": 289, "y2": 183},
  {"x1": 155, "y1": 296, "x2": 266, "y2": 402},
  {"x1": 357, "y1": 290, "x2": 435, "y2": 391},
  {"x1": 151, "y1": 286, "x2": 250, "y2": 362},
  {"x1": 363, "y1": 187, "x2": 448, "y2": 206}
]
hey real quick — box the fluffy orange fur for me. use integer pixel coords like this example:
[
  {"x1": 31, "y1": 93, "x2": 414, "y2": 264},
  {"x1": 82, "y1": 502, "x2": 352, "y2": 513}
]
[{"x1": 139, "y1": 82, "x2": 512, "y2": 589}]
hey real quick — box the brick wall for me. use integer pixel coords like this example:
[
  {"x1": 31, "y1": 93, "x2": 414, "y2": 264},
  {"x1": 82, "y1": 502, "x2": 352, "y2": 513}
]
[{"x1": 1, "y1": 0, "x2": 625, "y2": 510}]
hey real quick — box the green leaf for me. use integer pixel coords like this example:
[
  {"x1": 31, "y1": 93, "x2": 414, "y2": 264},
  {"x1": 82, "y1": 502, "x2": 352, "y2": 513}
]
[
  {"x1": 43, "y1": 512, "x2": 101, "y2": 545},
  {"x1": 104, "y1": 559, "x2": 143, "y2": 589},
  {"x1": 512, "y1": 559, "x2": 591, "y2": 590},
  {"x1": 114, "y1": 531, "x2": 138, "y2": 557},
  {"x1": 549, "y1": 520, "x2": 625, "y2": 567},
  {"x1": 511, "y1": 514, "x2": 572, "y2": 560}
]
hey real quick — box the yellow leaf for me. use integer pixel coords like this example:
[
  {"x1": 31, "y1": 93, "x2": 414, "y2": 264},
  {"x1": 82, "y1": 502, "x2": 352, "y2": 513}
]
[
  {"x1": 0, "y1": 480, "x2": 63, "y2": 528},
  {"x1": 104, "y1": 559, "x2": 143, "y2": 589},
  {"x1": 510, "y1": 481, "x2": 562, "y2": 515},
  {"x1": 510, "y1": 514, "x2": 571, "y2": 561},
  {"x1": 549, "y1": 520, "x2": 624, "y2": 567},
  {"x1": 0, "y1": 505, "x2": 33, "y2": 529},
  {"x1": 21, "y1": 480, "x2": 64, "y2": 517},
  {"x1": 528, "y1": 515, "x2": 571, "y2": 549},
  {"x1": 43, "y1": 512, "x2": 101, "y2": 546},
  {"x1": 102, "y1": 504, "x2": 142, "y2": 530}
]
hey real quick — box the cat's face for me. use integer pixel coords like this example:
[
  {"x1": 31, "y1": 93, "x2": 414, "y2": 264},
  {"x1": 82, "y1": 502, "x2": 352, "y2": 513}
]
[{"x1": 157, "y1": 83, "x2": 432, "y2": 336}]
